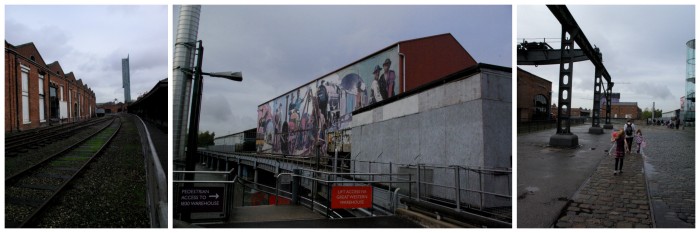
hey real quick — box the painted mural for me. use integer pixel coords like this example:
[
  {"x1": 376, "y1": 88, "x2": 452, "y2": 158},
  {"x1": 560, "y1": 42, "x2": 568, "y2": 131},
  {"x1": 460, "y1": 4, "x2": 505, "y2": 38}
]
[{"x1": 257, "y1": 47, "x2": 400, "y2": 156}]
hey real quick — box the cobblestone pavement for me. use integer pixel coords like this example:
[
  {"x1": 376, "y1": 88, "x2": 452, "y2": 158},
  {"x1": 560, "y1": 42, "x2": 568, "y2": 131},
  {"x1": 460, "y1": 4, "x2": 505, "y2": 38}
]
[
  {"x1": 554, "y1": 124, "x2": 696, "y2": 228},
  {"x1": 642, "y1": 125, "x2": 695, "y2": 227},
  {"x1": 554, "y1": 143, "x2": 652, "y2": 228}
]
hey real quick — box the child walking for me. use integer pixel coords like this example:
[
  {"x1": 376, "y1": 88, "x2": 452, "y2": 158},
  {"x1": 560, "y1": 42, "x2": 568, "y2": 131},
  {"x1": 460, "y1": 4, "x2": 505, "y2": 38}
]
[
  {"x1": 612, "y1": 128, "x2": 628, "y2": 175},
  {"x1": 635, "y1": 129, "x2": 645, "y2": 155}
]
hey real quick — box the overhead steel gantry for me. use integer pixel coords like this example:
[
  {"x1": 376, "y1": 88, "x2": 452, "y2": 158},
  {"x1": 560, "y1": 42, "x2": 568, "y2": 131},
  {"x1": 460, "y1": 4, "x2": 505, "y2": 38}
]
[{"x1": 517, "y1": 5, "x2": 615, "y2": 147}]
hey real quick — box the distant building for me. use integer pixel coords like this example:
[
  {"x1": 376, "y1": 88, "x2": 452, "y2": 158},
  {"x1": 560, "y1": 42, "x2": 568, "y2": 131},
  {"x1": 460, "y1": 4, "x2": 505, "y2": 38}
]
[
  {"x1": 122, "y1": 55, "x2": 131, "y2": 103},
  {"x1": 601, "y1": 102, "x2": 642, "y2": 119},
  {"x1": 5, "y1": 41, "x2": 96, "y2": 132},
  {"x1": 517, "y1": 68, "x2": 551, "y2": 122},
  {"x1": 210, "y1": 128, "x2": 257, "y2": 153},
  {"x1": 96, "y1": 102, "x2": 126, "y2": 114}
]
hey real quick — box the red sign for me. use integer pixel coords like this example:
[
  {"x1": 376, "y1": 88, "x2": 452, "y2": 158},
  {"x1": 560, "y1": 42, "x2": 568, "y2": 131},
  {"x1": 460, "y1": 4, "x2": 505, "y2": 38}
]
[{"x1": 331, "y1": 186, "x2": 373, "y2": 209}]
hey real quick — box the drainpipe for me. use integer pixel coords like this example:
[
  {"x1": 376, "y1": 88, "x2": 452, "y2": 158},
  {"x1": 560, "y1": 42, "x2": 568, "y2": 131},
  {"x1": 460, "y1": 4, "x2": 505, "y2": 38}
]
[
  {"x1": 48, "y1": 76, "x2": 52, "y2": 126},
  {"x1": 399, "y1": 52, "x2": 406, "y2": 93},
  {"x1": 15, "y1": 57, "x2": 20, "y2": 131}
]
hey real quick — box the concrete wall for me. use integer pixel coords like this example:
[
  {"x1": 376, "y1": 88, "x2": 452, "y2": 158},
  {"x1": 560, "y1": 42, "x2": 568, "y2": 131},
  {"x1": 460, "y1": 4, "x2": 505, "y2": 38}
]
[{"x1": 350, "y1": 66, "x2": 511, "y2": 208}]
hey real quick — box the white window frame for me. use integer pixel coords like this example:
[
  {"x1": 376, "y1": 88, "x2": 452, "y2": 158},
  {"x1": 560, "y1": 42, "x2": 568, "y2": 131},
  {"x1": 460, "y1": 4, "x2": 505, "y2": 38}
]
[
  {"x1": 21, "y1": 66, "x2": 30, "y2": 124},
  {"x1": 39, "y1": 74, "x2": 46, "y2": 122}
]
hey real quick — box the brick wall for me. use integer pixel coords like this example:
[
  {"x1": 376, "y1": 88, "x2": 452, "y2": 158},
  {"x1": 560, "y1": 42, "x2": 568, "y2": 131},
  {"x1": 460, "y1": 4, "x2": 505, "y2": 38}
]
[
  {"x1": 517, "y1": 68, "x2": 551, "y2": 121},
  {"x1": 5, "y1": 42, "x2": 97, "y2": 132}
]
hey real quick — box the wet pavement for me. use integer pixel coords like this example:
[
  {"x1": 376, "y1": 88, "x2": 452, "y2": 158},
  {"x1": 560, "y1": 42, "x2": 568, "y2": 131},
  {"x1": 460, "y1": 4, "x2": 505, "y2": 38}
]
[
  {"x1": 553, "y1": 139, "x2": 652, "y2": 228},
  {"x1": 517, "y1": 123, "x2": 614, "y2": 227},
  {"x1": 519, "y1": 121, "x2": 695, "y2": 228},
  {"x1": 642, "y1": 125, "x2": 695, "y2": 227}
]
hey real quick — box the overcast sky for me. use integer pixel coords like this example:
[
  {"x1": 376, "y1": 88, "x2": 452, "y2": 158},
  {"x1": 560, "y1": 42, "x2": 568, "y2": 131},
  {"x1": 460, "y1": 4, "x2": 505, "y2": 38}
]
[
  {"x1": 5, "y1": 5, "x2": 168, "y2": 104},
  {"x1": 175, "y1": 5, "x2": 512, "y2": 137},
  {"x1": 518, "y1": 5, "x2": 695, "y2": 114}
]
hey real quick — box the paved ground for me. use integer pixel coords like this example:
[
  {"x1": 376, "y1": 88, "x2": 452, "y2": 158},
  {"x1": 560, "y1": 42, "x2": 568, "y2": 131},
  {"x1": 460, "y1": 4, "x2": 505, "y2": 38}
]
[
  {"x1": 642, "y1": 125, "x2": 695, "y2": 227},
  {"x1": 554, "y1": 140, "x2": 652, "y2": 228},
  {"x1": 528, "y1": 122, "x2": 696, "y2": 228},
  {"x1": 517, "y1": 123, "x2": 613, "y2": 227}
]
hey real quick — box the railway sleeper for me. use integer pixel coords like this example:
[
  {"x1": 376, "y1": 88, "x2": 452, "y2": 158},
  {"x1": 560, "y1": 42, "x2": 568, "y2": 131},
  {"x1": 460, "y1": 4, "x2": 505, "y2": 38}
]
[
  {"x1": 50, "y1": 167, "x2": 80, "y2": 172},
  {"x1": 32, "y1": 173, "x2": 73, "y2": 180},
  {"x1": 6, "y1": 197, "x2": 45, "y2": 208},
  {"x1": 15, "y1": 183, "x2": 62, "y2": 191},
  {"x1": 59, "y1": 156, "x2": 92, "y2": 161}
]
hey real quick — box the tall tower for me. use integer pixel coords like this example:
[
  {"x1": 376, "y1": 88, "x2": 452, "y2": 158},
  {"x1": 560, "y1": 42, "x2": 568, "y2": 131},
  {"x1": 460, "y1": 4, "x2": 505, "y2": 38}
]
[
  {"x1": 684, "y1": 39, "x2": 695, "y2": 123},
  {"x1": 122, "y1": 55, "x2": 131, "y2": 103}
]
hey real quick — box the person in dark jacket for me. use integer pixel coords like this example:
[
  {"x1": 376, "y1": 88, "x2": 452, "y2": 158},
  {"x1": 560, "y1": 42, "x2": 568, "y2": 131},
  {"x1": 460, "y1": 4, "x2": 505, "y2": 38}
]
[{"x1": 612, "y1": 128, "x2": 628, "y2": 175}]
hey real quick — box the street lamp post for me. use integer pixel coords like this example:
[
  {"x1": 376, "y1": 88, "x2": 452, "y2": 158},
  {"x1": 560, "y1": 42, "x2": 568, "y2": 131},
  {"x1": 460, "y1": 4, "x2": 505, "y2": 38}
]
[
  {"x1": 182, "y1": 40, "x2": 243, "y2": 181},
  {"x1": 179, "y1": 40, "x2": 242, "y2": 222}
]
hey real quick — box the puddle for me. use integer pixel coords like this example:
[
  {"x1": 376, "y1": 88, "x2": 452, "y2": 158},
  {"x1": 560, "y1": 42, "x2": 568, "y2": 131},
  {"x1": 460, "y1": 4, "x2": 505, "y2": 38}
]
[
  {"x1": 644, "y1": 159, "x2": 658, "y2": 177},
  {"x1": 518, "y1": 186, "x2": 540, "y2": 200},
  {"x1": 525, "y1": 186, "x2": 540, "y2": 193}
]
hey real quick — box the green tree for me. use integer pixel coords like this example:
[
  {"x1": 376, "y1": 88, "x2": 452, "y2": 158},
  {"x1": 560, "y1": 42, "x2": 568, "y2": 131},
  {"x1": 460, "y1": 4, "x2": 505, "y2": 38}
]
[
  {"x1": 198, "y1": 131, "x2": 216, "y2": 147},
  {"x1": 642, "y1": 108, "x2": 663, "y2": 120}
]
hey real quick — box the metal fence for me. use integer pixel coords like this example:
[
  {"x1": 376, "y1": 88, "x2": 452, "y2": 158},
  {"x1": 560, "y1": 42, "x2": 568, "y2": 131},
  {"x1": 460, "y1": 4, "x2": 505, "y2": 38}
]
[
  {"x1": 343, "y1": 159, "x2": 512, "y2": 221},
  {"x1": 273, "y1": 169, "x2": 414, "y2": 219},
  {"x1": 201, "y1": 151, "x2": 512, "y2": 223}
]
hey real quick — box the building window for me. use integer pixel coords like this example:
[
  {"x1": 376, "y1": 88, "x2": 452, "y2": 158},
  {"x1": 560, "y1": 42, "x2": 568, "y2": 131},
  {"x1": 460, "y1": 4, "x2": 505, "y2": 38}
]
[
  {"x1": 39, "y1": 74, "x2": 45, "y2": 122},
  {"x1": 533, "y1": 94, "x2": 548, "y2": 121},
  {"x1": 21, "y1": 67, "x2": 30, "y2": 124}
]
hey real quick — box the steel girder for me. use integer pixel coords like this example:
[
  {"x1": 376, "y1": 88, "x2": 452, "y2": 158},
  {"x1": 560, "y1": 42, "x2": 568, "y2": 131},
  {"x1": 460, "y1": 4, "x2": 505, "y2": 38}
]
[{"x1": 517, "y1": 48, "x2": 589, "y2": 66}]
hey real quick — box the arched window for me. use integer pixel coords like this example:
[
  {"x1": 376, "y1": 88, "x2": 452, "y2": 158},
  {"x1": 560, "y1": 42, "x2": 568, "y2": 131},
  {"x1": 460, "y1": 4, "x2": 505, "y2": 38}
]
[{"x1": 533, "y1": 94, "x2": 548, "y2": 120}]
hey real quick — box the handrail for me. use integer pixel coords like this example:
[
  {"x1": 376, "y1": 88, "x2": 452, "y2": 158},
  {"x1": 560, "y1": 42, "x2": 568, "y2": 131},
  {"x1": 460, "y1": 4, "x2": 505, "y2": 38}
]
[
  {"x1": 274, "y1": 171, "x2": 417, "y2": 219},
  {"x1": 199, "y1": 150, "x2": 511, "y2": 222},
  {"x1": 391, "y1": 188, "x2": 401, "y2": 214},
  {"x1": 173, "y1": 167, "x2": 235, "y2": 175},
  {"x1": 133, "y1": 114, "x2": 167, "y2": 228}
]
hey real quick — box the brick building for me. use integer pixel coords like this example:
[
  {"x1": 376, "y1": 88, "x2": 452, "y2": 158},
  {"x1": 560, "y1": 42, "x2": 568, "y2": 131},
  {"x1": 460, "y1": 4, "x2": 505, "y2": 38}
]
[
  {"x1": 256, "y1": 33, "x2": 478, "y2": 156},
  {"x1": 5, "y1": 41, "x2": 96, "y2": 132},
  {"x1": 97, "y1": 102, "x2": 127, "y2": 114},
  {"x1": 600, "y1": 102, "x2": 642, "y2": 119},
  {"x1": 517, "y1": 68, "x2": 552, "y2": 122}
]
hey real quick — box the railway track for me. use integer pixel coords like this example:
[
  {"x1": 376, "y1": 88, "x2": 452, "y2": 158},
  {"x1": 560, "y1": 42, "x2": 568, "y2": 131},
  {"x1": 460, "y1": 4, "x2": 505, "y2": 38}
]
[
  {"x1": 5, "y1": 117, "x2": 113, "y2": 156},
  {"x1": 5, "y1": 117, "x2": 122, "y2": 228}
]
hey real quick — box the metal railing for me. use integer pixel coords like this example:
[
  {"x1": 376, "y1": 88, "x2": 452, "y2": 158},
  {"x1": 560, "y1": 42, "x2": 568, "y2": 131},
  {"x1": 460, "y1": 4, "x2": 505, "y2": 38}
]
[
  {"x1": 134, "y1": 115, "x2": 167, "y2": 228},
  {"x1": 198, "y1": 151, "x2": 512, "y2": 223},
  {"x1": 274, "y1": 169, "x2": 414, "y2": 219}
]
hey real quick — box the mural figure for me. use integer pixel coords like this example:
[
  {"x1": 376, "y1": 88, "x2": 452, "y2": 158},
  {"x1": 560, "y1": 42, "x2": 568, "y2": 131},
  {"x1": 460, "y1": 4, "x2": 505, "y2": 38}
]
[
  {"x1": 382, "y1": 58, "x2": 396, "y2": 98},
  {"x1": 370, "y1": 65, "x2": 384, "y2": 104},
  {"x1": 257, "y1": 48, "x2": 399, "y2": 156}
]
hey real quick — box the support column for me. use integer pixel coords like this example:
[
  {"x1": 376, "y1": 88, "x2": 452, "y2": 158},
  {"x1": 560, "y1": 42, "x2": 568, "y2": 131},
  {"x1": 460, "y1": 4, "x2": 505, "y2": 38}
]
[
  {"x1": 589, "y1": 66, "x2": 604, "y2": 134},
  {"x1": 550, "y1": 26, "x2": 579, "y2": 147},
  {"x1": 603, "y1": 82, "x2": 614, "y2": 129},
  {"x1": 253, "y1": 161, "x2": 259, "y2": 190},
  {"x1": 237, "y1": 159, "x2": 242, "y2": 177}
]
